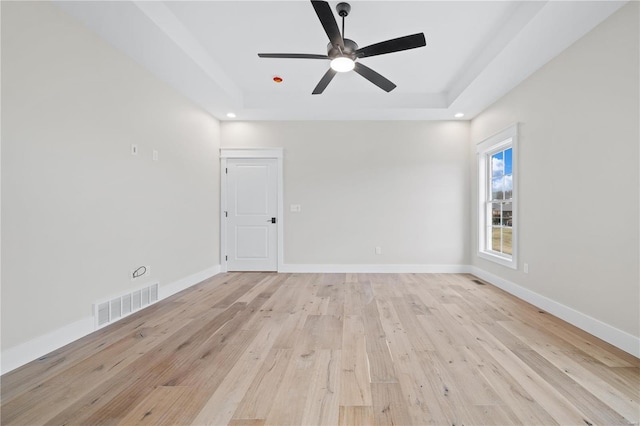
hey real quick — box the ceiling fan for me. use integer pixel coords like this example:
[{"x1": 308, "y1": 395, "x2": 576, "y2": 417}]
[{"x1": 258, "y1": 1, "x2": 426, "y2": 95}]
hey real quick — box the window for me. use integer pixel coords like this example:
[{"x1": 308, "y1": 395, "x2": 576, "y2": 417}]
[{"x1": 477, "y1": 124, "x2": 517, "y2": 269}]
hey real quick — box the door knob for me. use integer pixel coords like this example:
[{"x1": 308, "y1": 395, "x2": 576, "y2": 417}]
[{"x1": 268, "y1": 217, "x2": 276, "y2": 223}]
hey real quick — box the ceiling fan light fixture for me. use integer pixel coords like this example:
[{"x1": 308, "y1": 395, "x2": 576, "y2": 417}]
[{"x1": 330, "y1": 56, "x2": 355, "y2": 73}]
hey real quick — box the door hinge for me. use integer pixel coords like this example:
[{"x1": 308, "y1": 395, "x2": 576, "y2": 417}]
[
  {"x1": 225, "y1": 211, "x2": 228, "y2": 217},
  {"x1": 225, "y1": 255, "x2": 228, "y2": 261},
  {"x1": 225, "y1": 168, "x2": 228, "y2": 174}
]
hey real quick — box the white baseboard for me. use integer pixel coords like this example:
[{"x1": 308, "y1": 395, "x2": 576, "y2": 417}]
[
  {"x1": 469, "y1": 266, "x2": 640, "y2": 358},
  {"x1": 159, "y1": 265, "x2": 221, "y2": 299},
  {"x1": 279, "y1": 264, "x2": 472, "y2": 273},
  {"x1": 0, "y1": 316, "x2": 95, "y2": 376},
  {"x1": 0, "y1": 265, "x2": 221, "y2": 375}
]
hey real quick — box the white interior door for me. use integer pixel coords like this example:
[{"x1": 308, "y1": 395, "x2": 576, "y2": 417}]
[{"x1": 226, "y1": 158, "x2": 278, "y2": 271}]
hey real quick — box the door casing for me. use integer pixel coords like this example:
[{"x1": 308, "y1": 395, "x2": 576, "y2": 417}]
[{"x1": 220, "y1": 148, "x2": 283, "y2": 272}]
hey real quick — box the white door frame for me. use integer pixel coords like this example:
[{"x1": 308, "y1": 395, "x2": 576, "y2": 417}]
[{"x1": 220, "y1": 148, "x2": 284, "y2": 273}]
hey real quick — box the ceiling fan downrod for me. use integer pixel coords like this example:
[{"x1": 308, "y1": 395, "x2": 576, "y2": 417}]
[{"x1": 336, "y1": 2, "x2": 350, "y2": 39}]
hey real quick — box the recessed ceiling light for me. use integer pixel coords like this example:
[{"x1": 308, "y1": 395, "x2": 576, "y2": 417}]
[
  {"x1": 226, "y1": 112, "x2": 236, "y2": 118},
  {"x1": 454, "y1": 112, "x2": 465, "y2": 118}
]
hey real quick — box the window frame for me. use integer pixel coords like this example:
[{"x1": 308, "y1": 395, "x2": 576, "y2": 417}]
[{"x1": 477, "y1": 124, "x2": 518, "y2": 269}]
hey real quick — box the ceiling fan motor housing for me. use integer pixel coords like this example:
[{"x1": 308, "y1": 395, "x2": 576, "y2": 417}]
[{"x1": 327, "y1": 38, "x2": 358, "y2": 59}]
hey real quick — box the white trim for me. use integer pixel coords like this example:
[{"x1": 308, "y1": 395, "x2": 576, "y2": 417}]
[
  {"x1": 477, "y1": 123, "x2": 518, "y2": 270},
  {"x1": 0, "y1": 265, "x2": 221, "y2": 375},
  {"x1": 159, "y1": 265, "x2": 220, "y2": 299},
  {"x1": 220, "y1": 148, "x2": 284, "y2": 273},
  {"x1": 279, "y1": 264, "x2": 472, "y2": 274},
  {"x1": 220, "y1": 147, "x2": 283, "y2": 159},
  {"x1": 470, "y1": 266, "x2": 640, "y2": 359},
  {"x1": 0, "y1": 316, "x2": 95, "y2": 375}
]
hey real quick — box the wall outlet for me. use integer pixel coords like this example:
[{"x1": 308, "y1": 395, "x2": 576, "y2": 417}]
[
  {"x1": 375, "y1": 246, "x2": 382, "y2": 255},
  {"x1": 290, "y1": 204, "x2": 301, "y2": 213},
  {"x1": 153, "y1": 150, "x2": 158, "y2": 161},
  {"x1": 524, "y1": 263, "x2": 529, "y2": 274},
  {"x1": 131, "y1": 265, "x2": 150, "y2": 280}
]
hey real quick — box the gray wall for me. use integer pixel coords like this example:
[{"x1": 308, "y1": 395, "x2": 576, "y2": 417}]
[
  {"x1": 1, "y1": 2, "x2": 220, "y2": 351},
  {"x1": 221, "y1": 121, "x2": 470, "y2": 266},
  {"x1": 470, "y1": 2, "x2": 639, "y2": 338}
]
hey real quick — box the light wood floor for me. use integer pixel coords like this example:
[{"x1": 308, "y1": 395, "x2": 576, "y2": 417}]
[{"x1": 2, "y1": 273, "x2": 639, "y2": 425}]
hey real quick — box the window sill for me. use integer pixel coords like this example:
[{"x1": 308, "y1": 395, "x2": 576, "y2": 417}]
[{"x1": 478, "y1": 250, "x2": 517, "y2": 270}]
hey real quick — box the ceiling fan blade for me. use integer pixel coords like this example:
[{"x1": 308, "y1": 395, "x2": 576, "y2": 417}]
[
  {"x1": 356, "y1": 33, "x2": 426, "y2": 58},
  {"x1": 312, "y1": 68, "x2": 337, "y2": 95},
  {"x1": 353, "y1": 62, "x2": 396, "y2": 92},
  {"x1": 258, "y1": 53, "x2": 330, "y2": 59},
  {"x1": 311, "y1": 1, "x2": 344, "y2": 50}
]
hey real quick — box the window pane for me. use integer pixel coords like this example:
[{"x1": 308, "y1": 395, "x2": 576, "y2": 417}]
[
  {"x1": 504, "y1": 173, "x2": 513, "y2": 199},
  {"x1": 492, "y1": 177, "x2": 504, "y2": 200},
  {"x1": 504, "y1": 148, "x2": 513, "y2": 175},
  {"x1": 502, "y1": 226, "x2": 512, "y2": 255},
  {"x1": 502, "y1": 202, "x2": 512, "y2": 227},
  {"x1": 491, "y1": 151, "x2": 504, "y2": 178},
  {"x1": 491, "y1": 227, "x2": 502, "y2": 253},
  {"x1": 491, "y1": 203, "x2": 502, "y2": 226},
  {"x1": 492, "y1": 203, "x2": 502, "y2": 253}
]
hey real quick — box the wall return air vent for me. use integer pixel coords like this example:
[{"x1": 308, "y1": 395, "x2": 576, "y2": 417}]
[{"x1": 94, "y1": 282, "x2": 159, "y2": 329}]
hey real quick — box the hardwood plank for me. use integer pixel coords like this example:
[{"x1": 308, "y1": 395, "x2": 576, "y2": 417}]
[
  {"x1": 338, "y1": 406, "x2": 374, "y2": 426},
  {"x1": 362, "y1": 300, "x2": 397, "y2": 383},
  {"x1": 370, "y1": 382, "x2": 412, "y2": 426},
  {"x1": 377, "y1": 299, "x2": 455, "y2": 424},
  {"x1": 228, "y1": 420, "x2": 265, "y2": 426},
  {"x1": 391, "y1": 297, "x2": 436, "y2": 352},
  {"x1": 460, "y1": 343, "x2": 559, "y2": 425},
  {"x1": 231, "y1": 348, "x2": 294, "y2": 420},
  {"x1": 263, "y1": 347, "x2": 317, "y2": 425},
  {"x1": 514, "y1": 348, "x2": 632, "y2": 425},
  {"x1": 300, "y1": 349, "x2": 341, "y2": 425},
  {"x1": 464, "y1": 321, "x2": 596, "y2": 425},
  {"x1": 340, "y1": 315, "x2": 372, "y2": 406},
  {"x1": 192, "y1": 319, "x2": 284, "y2": 425},
  {"x1": 300, "y1": 315, "x2": 343, "y2": 351},
  {"x1": 117, "y1": 386, "x2": 196, "y2": 425},
  {"x1": 500, "y1": 319, "x2": 640, "y2": 422}
]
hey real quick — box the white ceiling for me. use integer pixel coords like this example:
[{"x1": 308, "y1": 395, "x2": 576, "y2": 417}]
[{"x1": 54, "y1": 1, "x2": 625, "y2": 121}]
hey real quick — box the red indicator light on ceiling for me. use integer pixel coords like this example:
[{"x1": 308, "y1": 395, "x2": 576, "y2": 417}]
[{"x1": 273, "y1": 76, "x2": 283, "y2": 83}]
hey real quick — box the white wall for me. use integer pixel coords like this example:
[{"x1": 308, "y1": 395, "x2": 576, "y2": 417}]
[
  {"x1": 470, "y1": 3, "x2": 639, "y2": 340},
  {"x1": 1, "y1": 2, "x2": 220, "y2": 356},
  {"x1": 221, "y1": 121, "x2": 470, "y2": 268}
]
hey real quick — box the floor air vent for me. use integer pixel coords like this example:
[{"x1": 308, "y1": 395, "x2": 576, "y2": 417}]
[
  {"x1": 94, "y1": 282, "x2": 159, "y2": 329},
  {"x1": 471, "y1": 279, "x2": 486, "y2": 285}
]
